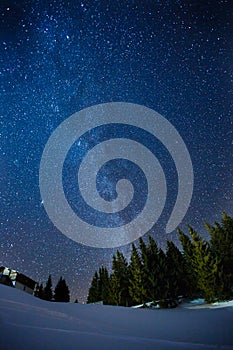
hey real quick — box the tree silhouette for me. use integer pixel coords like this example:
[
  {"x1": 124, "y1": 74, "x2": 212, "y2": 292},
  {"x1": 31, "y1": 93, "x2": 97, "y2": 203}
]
[
  {"x1": 43, "y1": 275, "x2": 53, "y2": 301},
  {"x1": 87, "y1": 271, "x2": 100, "y2": 303},
  {"x1": 54, "y1": 277, "x2": 70, "y2": 302}
]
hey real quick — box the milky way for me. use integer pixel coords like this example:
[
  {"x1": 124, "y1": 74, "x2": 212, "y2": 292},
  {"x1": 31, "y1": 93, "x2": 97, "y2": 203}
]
[{"x1": 0, "y1": 0, "x2": 232, "y2": 301}]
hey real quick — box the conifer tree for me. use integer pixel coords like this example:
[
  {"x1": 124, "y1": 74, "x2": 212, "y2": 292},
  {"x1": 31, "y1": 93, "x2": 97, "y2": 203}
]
[
  {"x1": 54, "y1": 277, "x2": 70, "y2": 302},
  {"x1": 98, "y1": 266, "x2": 109, "y2": 304},
  {"x1": 166, "y1": 240, "x2": 186, "y2": 299},
  {"x1": 157, "y1": 248, "x2": 169, "y2": 300},
  {"x1": 146, "y1": 236, "x2": 161, "y2": 302},
  {"x1": 178, "y1": 228, "x2": 199, "y2": 297},
  {"x1": 139, "y1": 235, "x2": 168, "y2": 302},
  {"x1": 207, "y1": 213, "x2": 233, "y2": 300},
  {"x1": 109, "y1": 251, "x2": 131, "y2": 306},
  {"x1": 43, "y1": 275, "x2": 53, "y2": 301},
  {"x1": 39, "y1": 283, "x2": 45, "y2": 299},
  {"x1": 108, "y1": 270, "x2": 121, "y2": 306},
  {"x1": 34, "y1": 283, "x2": 44, "y2": 299},
  {"x1": 138, "y1": 236, "x2": 152, "y2": 301},
  {"x1": 188, "y1": 227, "x2": 221, "y2": 303},
  {"x1": 139, "y1": 237, "x2": 148, "y2": 269},
  {"x1": 87, "y1": 271, "x2": 100, "y2": 303},
  {"x1": 129, "y1": 243, "x2": 147, "y2": 304}
]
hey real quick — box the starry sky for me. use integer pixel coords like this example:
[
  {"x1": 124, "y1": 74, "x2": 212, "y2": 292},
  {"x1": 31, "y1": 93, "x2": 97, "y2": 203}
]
[{"x1": 0, "y1": 0, "x2": 232, "y2": 302}]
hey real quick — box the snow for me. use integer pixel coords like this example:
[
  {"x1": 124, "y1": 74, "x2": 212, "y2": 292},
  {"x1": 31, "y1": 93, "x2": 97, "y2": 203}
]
[
  {"x1": 181, "y1": 298, "x2": 233, "y2": 309},
  {"x1": 189, "y1": 298, "x2": 205, "y2": 305},
  {"x1": 131, "y1": 301, "x2": 160, "y2": 309},
  {"x1": 0, "y1": 285, "x2": 233, "y2": 350}
]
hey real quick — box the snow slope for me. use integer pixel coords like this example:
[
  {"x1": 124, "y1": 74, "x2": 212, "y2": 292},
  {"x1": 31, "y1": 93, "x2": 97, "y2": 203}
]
[{"x1": 0, "y1": 285, "x2": 233, "y2": 350}]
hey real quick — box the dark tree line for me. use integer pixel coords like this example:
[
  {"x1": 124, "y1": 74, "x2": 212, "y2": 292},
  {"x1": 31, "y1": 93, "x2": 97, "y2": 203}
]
[
  {"x1": 87, "y1": 213, "x2": 233, "y2": 307},
  {"x1": 34, "y1": 275, "x2": 71, "y2": 302}
]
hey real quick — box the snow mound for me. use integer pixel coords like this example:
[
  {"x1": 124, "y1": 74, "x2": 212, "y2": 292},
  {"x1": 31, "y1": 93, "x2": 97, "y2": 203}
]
[{"x1": 0, "y1": 285, "x2": 233, "y2": 350}]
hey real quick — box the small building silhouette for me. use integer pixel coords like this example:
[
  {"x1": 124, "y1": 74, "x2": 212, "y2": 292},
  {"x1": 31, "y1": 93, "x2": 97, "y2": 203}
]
[{"x1": 0, "y1": 266, "x2": 37, "y2": 295}]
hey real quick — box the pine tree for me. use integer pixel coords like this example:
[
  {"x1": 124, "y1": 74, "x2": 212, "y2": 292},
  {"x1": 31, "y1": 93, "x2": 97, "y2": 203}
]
[
  {"x1": 146, "y1": 236, "x2": 161, "y2": 302},
  {"x1": 99, "y1": 266, "x2": 110, "y2": 304},
  {"x1": 108, "y1": 271, "x2": 121, "y2": 306},
  {"x1": 54, "y1": 277, "x2": 70, "y2": 302},
  {"x1": 129, "y1": 243, "x2": 147, "y2": 305},
  {"x1": 139, "y1": 235, "x2": 167, "y2": 302},
  {"x1": 178, "y1": 228, "x2": 199, "y2": 298},
  {"x1": 108, "y1": 251, "x2": 131, "y2": 306},
  {"x1": 87, "y1": 271, "x2": 100, "y2": 303},
  {"x1": 157, "y1": 248, "x2": 169, "y2": 301},
  {"x1": 139, "y1": 237, "x2": 151, "y2": 301},
  {"x1": 188, "y1": 227, "x2": 221, "y2": 303},
  {"x1": 43, "y1": 275, "x2": 53, "y2": 301},
  {"x1": 207, "y1": 213, "x2": 233, "y2": 300},
  {"x1": 166, "y1": 240, "x2": 186, "y2": 300},
  {"x1": 34, "y1": 283, "x2": 44, "y2": 299}
]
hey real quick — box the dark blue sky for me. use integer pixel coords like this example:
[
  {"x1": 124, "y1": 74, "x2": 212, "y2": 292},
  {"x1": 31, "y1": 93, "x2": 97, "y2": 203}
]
[{"x1": 0, "y1": 0, "x2": 232, "y2": 301}]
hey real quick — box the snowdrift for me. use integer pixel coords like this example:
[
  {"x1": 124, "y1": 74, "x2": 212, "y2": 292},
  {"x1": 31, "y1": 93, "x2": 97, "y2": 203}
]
[{"x1": 0, "y1": 285, "x2": 232, "y2": 350}]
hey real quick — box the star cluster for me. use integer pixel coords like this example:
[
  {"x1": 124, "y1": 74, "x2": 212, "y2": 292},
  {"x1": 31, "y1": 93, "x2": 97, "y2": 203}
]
[{"x1": 0, "y1": 0, "x2": 232, "y2": 301}]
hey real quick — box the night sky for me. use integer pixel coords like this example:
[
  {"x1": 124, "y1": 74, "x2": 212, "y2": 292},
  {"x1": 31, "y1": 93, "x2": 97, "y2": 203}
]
[{"x1": 0, "y1": 0, "x2": 232, "y2": 302}]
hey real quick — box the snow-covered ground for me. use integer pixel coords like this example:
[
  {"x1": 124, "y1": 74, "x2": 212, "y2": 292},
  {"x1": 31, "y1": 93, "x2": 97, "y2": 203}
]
[
  {"x1": 181, "y1": 298, "x2": 233, "y2": 309},
  {"x1": 0, "y1": 285, "x2": 233, "y2": 350}
]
